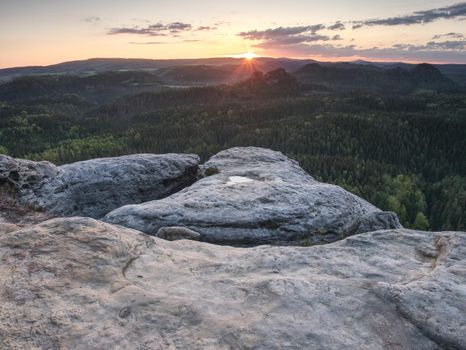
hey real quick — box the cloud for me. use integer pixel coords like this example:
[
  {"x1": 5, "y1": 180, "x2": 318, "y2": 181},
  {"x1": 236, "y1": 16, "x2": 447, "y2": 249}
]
[
  {"x1": 129, "y1": 39, "x2": 201, "y2": 45},
  {"x1": 393, "y1": 40, "x2": 466, "y2": 51},
  {"x1": 239, "y1": 24, "x2": 324, "y2": 40},
  {"x1": 255, "y1": 39, "x2": 466, "y2": 63},
  {"x1": 353, "y1": 2, "x2": 466, "y2": 28},
  {"x1": 432, "y1": 32, "x2": 464, "y2": 39},
  {"x1": 238, "y1": 24, "x2": 343, "y2": 48},
  {"x1": 166, "y1": 22, "x2": 192, "y2": 31},
  {"x1": 253, "y1": 34, "x2": 332, "y2": 47},
  {"x1": 108, "y1": 22, "x2": 193, "y2": 36},
  {"x1": 129, "y1": 41, "x2": 167, "y2": 45},
  {"x1": 238, "y1": 3, "x2": 466, "y2": 62},
  {"x1": 84, "y1": 16, "x2": 101, "y2": 23},
  {"x1": 196, "y1": 26, "x2": 217, "y2": 31},
  {"x1": 328, "y1": 21, "x2": 345, "y2": 31}
]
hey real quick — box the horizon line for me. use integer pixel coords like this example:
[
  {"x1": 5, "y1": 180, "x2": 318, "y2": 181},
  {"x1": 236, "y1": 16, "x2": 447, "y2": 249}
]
[{"x1": 1, "y1": 55, "x2": 466, "y2": 70}]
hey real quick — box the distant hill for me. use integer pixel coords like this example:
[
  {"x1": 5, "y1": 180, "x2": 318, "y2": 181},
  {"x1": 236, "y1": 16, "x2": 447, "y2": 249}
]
[
  {"x1": 294, "y1": 62, "x2": 457, "y2": 92},
  {"x1": 1, "y1": 57, "x2": 465, "y2": 87},
  {"x1": 0, "y1": 60, "x2": 462, "y2": 107},
  {"x1": 0, "y1": 71, "x2": 164, "y2": 104},
  {"x1": 350, "y1": 60, "x2": 466, "y2": 86},
  {"x1": 0, "y1": 57, "x2": 316, "y2": 82}
]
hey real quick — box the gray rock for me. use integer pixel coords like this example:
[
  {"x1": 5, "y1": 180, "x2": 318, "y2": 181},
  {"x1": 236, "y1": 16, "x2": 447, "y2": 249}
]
[
  {"x1": 346, "y1": 211, "x2": 402, "y2": 236},
  {"x1": 0, "y1": 153, "x2": 200, "y2": 218},
  {"x1": 105, "y1": 147, "x2": 402, "y2": 245},
  {"x1": 156, "y1": 226, "x2": 201, "y2": 241},
  {"x1": 0, "y1": 217, "x2": 463, "y2": 349}
]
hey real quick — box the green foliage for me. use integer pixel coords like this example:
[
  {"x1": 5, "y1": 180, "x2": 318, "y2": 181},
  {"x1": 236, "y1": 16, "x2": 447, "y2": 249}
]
[
  {"x1": 376, "y1": 174, "x2": 428, "y2": 227},
  {"x1": 413, "y1": 212, "x2": 430, "y2": 230},
  {"x1": 25, "y1": 135, "x2": 129, "y2": 164},
  {"x1": 428, "y1": 176, "x2": 466, "y2": 230},
  {"x1": 1, "y1": 75, "x2": 465, "y2": 230},
  {"x1": 204, "y1": 167, "x2": 220, "y2": 177}
]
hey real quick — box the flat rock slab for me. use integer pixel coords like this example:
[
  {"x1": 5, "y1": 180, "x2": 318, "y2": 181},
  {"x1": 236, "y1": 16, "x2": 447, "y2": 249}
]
[
  {"x1": 0, "y1": 153, "x2": 200, "y2": 218},
  {"x1": 0, "y1": 217, "x2": 464, "y2": 349},
  {"x1": 105, "y1": 147, "x2": 401, "y2": 245}
]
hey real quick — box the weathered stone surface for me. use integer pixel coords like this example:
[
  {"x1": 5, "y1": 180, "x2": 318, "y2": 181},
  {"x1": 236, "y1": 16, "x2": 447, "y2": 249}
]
[
  {"x1": 0, "y1": 187, "x2": 55, "y2": 231},
  {"x1": 0, "y1": 217, "x2": 463, "y2": 349},
  {"x1": 346, "y1": 211, "x2": 402, "y2": 236},
  {"x1": 105, "y1": 147, "x2": 402, "y2": 245},
  {"x1": 0, "y1": 153, "x2": 200, "y2": 218},
  {"x1": 156, "y1": 226, "x2": 201, "y2": 241},
  {"x1": 0, "y1": 221, "x2": 19, "y2": 234}
]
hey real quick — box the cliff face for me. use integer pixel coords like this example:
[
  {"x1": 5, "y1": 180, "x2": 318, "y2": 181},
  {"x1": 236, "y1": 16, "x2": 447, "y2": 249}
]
[{"x1": 0, "y1": 147, "x2": 464, "y2": 349}]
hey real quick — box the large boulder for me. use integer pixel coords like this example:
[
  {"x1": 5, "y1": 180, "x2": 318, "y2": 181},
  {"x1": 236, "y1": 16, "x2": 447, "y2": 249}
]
[
  {"x1": 0, "y1": 153, "x2": 200, "y2": 218},
  {"x1": 0, "y1": 217, "x2": 464, "y2": 349},
  {"x1": 105, "y1": 147, "x2": 401, "y2": 245}
]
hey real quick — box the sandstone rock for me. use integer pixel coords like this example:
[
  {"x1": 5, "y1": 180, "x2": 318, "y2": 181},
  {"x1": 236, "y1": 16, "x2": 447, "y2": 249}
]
[
  {"x1": 105, "y1": 147, "x2": 402, "y2": 245},
  {"x1": 156, "y1": 226, "x2": 201, "y2": 241},
  {"x1": 0, "y1": 222, "x2": 19, "y2": 234},
  {"x1": 0, "y1": 187, "x2": 55, "y2": 230},
  {"x1": 346, "y1": 211, "x2": 402, "y2": 236},
  {"x1": 0, "y1": 217, "x2": 463, "y2": 349},
  {"x1": 0, "y1": 153, "x2": 200, "y2": 218}
]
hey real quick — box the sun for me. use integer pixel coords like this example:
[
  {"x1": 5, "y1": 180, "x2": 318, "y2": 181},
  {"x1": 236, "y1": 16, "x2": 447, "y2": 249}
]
[{"x1": 234, "y1": 51, "x2": 258, "y2": 60}]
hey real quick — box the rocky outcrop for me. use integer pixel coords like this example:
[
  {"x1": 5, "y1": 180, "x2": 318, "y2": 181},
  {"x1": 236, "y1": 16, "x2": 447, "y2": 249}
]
[
  {"x1": 0, "y1": 217, "x2": 464, "y2": 349},
  {"x1": 346, "y1": 211, "x2": 402, "y2": 236},
  {"x1": 0, "y1": 153, "x2": 200, "y2": 218},
  {"x1": 156, "y1": 226, "x2": 201, "y2": 241},
  {"x1": 105, "y1": 147, "x2": 402, "y2": 245},
  {"x1": 0, "y1": 187, "x2": 55, "y2": 231}
]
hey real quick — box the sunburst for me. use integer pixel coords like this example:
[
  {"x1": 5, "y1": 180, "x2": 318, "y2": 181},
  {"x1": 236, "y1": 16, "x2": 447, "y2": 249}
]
[{"x1": 233, "y1": 51, "x2": 258, "y2": 60}]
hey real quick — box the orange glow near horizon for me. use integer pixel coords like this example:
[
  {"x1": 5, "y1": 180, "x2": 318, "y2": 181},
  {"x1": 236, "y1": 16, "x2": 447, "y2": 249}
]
[
  {"x1": 231, "y1": 51, "x2": 259, "y2": 61},
  {"x1": 1, "y1": 1, "x2": 466, "y2": 68}
]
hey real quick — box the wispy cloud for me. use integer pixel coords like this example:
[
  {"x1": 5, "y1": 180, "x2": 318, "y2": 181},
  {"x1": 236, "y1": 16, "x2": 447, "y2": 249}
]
[
  {"x1": 432, "y1": 32, "x2": 464, "y2": 40},
  {"x1": 238, "y1": 24, "x2": 344, "y2": 48},
  {"x1": 328, "y1": 21, "x2": 345, "y2": 31},
  {"x1": 257, "y1": 39, "x2": 466, "y2": 62},
  {"x1": 129, "y1": 39, "x2": 202, "y2": 45},
  {"x1": 108, "y1": 22, "x2": 193, "y2": 36},
  {"x1": 353, "y1": 2, "x2": 466, "y2": 28},
  {"x1": 83, "y1": 16, "x2": 101, "y2": 23},
  {"x1": 393, "y1": 40, "x2": 466, "y2": 51},
  {"x1": 129, "y1": 41, "x2": 166, "y2": 45},
  {"x1": 254, "y1": 34, "x2": 342, "y2": 48},
  {"x1": 196, "y1": 26, "x2": 217, "y2": 31},
  {"x1": 239, "y1": 24, "x2": 325, "y2": 40},
  {"x1": 238, "y1": 2, "x2": 466, "y2": 62}
]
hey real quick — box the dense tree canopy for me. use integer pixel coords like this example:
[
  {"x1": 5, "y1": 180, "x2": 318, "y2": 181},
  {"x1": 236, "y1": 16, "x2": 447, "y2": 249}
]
[{"x1": 1, "y1": 71, "x2": 465, "y2": 231}]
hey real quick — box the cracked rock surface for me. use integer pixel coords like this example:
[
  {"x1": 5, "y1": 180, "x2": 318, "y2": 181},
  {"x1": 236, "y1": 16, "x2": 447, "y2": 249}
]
[
  {"x1": 105, "y1": 147, "x2": 401, "y2": 245},
  {"x1": 0, "y1": 217, "x2": 464, "y2": 349},
  {"x1": 0, "y1": 153, "x2": 200, "y2": 218}
]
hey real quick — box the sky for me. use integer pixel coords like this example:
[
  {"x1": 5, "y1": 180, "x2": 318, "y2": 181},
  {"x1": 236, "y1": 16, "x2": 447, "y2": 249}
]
[{"x1": 1, "y1": 0, "x2": 466, "y2": 67}]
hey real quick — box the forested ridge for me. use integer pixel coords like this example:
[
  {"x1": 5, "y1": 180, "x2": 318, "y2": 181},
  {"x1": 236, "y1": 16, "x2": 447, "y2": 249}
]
[{"x1": 1, "y1": 65, "x2": 465, "y2": 231}]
